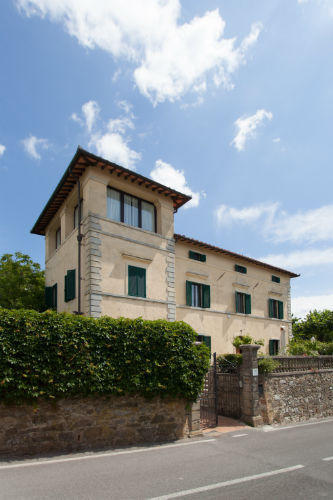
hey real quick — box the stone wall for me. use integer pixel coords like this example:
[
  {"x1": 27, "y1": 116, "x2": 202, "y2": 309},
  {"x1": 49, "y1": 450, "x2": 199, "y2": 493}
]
[
  {"x1": 259, "y1": 370, "x2": 333, "y2": 424},
  {"x1": 0, "y1": 395, "x2": 191, "y2": 458}
]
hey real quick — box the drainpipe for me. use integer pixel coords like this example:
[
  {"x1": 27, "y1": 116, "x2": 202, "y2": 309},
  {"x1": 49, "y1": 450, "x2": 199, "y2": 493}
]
[{"x1": 77, "y1": 179, "x2": 83, "y2": 315}]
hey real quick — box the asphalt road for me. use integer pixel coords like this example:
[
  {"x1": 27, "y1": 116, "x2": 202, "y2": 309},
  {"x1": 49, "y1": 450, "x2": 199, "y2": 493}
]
[{"x1": 0, "y1": 418, "x2": 332, "y2": 499}]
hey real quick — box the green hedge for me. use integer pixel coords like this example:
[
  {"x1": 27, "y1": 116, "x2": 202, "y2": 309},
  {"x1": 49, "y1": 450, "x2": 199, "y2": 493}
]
[{"x1": 0, "y1": 308, "x2": 210, "y2": 402}]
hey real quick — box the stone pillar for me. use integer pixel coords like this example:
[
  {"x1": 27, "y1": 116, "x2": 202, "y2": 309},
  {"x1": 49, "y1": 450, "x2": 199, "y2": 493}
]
[
  {"x1": 186, "y1": 400, "x2": 202, "y2": 437},
  {"x1": 239, "y1": 345, "x2": 263, "y2": 427}
]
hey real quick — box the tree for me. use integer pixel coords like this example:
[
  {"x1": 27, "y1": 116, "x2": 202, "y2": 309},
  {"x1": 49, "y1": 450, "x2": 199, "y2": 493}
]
[
  {"x1": 292, "y1": 309, "x2": 333, "y2": 343},
  {"x1": 0, "y1": 252, "x2": 45, "y2": 311}
]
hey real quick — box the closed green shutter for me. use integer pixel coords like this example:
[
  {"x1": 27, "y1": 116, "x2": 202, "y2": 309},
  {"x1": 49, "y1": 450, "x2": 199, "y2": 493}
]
[
  {"x1": 186, "y1": 281, "x2": 192, "y2": 306},
  {"x1": 269, "y1": 339, "x2": 275, "y2": 356},
  {"x1": 203, "y1": 335, "x2": 211, "y2": 352},
  {"x1": 128, "y1": 266, "x2": 146, "y2": 298},
  {"x1": 64, "y1": 270, "x2": 76, "y2": 302},
  {"x1": 45, "y1": 287, "x2": 53, "y2": 308},
  {"x1": 52, "y1": 283, "x2": 57, "y2": 310},
  {"x1": 200, "y1": 254, "x2": 206, "y2": 262},
  {"x1": 235, "y1": 291, "x2": 240, "y2": 313},
  {"x1": 268, "y1": 298, "x2": 274, "y2": 318},
  {"x1": 245, "y1": 293, "x2": 251, "y2": 314},
  {"x1": 278, "y1": 300, "x2": 284, "y2": 319},
  {"x1": 202, "y1": 285, "x2": 210, "y2": 308}
]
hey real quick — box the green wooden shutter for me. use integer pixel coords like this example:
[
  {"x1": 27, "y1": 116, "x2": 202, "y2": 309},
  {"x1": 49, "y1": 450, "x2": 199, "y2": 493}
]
[
  {"x1": 245, "y1": 293, "x2": 251, "y2": 314},
  {"x1": 202, "y1": 285, "x2": 210, "y2": 308},
  {"x1": 45, "y1": 287, "x2": 53, "y2": 308},
  {"x1": 128, "y1": 266, "x2": 138, "y2": 297},
  {"x1": 64, "y1": 274, "x2": 68, "y2": 302},
  {"x1": 203, "y1": 335, "x2": 211, "y2": 352},
  {"x1": 278, "y1": 300, "x2": 284, "y2": 319},
  {"x1": 137, "y1": 267, "x2": 146, "y2": 298},
  {"x1": 269, "y1": 339, "x2": 275, "y2": 356},
  {"x1": 52, "y1": 283, "x2": 57, "y2": 310},
  {"x1": 268, "y1": 298, "x2": 274, "y2": 318},
  {"x1": 68, "y1": 270, "x2": 76, "y2": 301},
  {"x1": 200, "y1": 254, "x2": 206, "y2": 262},
  {"x1": 186, "y1": 281, "x2": 192, "y2": 306},
  {"x1": 235, "y1": 291, "x2": 240, "y2": 313}
]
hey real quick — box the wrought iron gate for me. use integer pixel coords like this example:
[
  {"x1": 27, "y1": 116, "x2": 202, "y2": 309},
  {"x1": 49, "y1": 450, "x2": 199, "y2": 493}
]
[{"x1": 199, "y1": 352, "x2": 218, "y2": 428}]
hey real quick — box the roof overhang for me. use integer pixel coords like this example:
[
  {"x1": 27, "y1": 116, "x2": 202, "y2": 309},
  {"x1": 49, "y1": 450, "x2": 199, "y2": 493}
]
[
  {"x1": 31, "y1": 147, "x2": 192, "y2": 235},
  {"x1": 174, "y1": 233, "x2": 300, "y2": 278}
]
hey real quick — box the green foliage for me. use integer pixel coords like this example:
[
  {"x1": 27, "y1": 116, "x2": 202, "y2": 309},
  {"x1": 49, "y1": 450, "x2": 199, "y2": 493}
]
[
  {"x1": 287, "y1": 339, "x2": 333, "y2": 356},
  {"x1": 258, "y1": 358, "x2": 280, "y2": 374},
  {"x1": 217, "y1": 353, "x2": 242, "y2": 373},
  {"x1": 0, "y1": 253, "x2": 45, "y2": 311},
  {"x1": 0, "y1": 308, "x2": 209, "y2": 402},
  {"x1": 292, "y1": 310, "x2": 333, "y2": 343},
  {"x1": 232, "y1": 335, "x2": 264, "y2": 349}
]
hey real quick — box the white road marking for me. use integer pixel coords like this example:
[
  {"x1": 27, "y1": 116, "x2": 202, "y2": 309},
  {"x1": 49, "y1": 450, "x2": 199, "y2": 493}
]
[
  {"x1": 232, "y1": 434, "x2": 248, "y2": 438},
  {"x1": 322, "y1": 456, "x2": 333, "y2": 461},
  {"x1": 262, "y1": 418, "x2": 333, "y2": 432},
  {"x1": 149, "y1": 465, "x2": 304, "y2": 499},
  {"x1": 0, "y1": 439, "x2": 216, "y2": 470}
]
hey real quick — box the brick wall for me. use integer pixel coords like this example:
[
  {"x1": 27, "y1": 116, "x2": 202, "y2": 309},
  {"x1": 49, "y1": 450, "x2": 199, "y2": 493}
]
[
  {"x1": 0, "y1": 395, "x2": 191, "y2": 458},
  {"x1": 259, "y1": 370, "x2": 333, "y2": 424}
]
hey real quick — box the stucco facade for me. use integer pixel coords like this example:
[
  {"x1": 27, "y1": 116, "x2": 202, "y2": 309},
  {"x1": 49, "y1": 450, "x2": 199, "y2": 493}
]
[{"x1": 33, "y1": 148, "x2": 298, "y2": 355}]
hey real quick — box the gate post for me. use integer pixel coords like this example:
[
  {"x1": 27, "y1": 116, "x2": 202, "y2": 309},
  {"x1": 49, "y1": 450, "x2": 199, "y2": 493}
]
[
  {"x1": 239, "y1": 345, "x2": 263, "y2": 427},
  {"x1": 186, "y1": 400, "x2": 202, "y2": 437}
]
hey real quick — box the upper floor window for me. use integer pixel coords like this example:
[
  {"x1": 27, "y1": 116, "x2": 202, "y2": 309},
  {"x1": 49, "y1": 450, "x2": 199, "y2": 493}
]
[
  {"x1": 235, "y1": 291, "x2": 251, "y2": 314},
  {"x1": 107, "y1": 187, "x2": 156, "y2": 232},
  {"x1": 269, "y1": 299, "x2": 284, "y2": 319},
  {"x1": 235, "y1": 264, "x2": 247, "y2": 274},
  {"x1": 189, "y1": 250, "x2": 206, "y2": 262},
  {"x1": 271, "y1": 275, "x2": 280, "y2": 283},
  {"x1": 186, "y1": 281, "x2": 210, "y2": 308},
  {"x1": 55, "y1": 227, "x2": 61, "y2": 249}
]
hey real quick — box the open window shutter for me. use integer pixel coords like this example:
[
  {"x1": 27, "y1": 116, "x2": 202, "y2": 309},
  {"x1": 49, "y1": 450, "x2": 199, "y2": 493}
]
[
  {"x1": 203, "y1": 335, "x2": 211, "y2": 352},
  {"x1": 202, "y1": 284, "x2": 210, "y2": 308},
  {"x1": 64, "y1": 274, "x2": 68, "y2": 302},
  {"x1": 245, "y1": 294, "x2": 251, "y2": 314},
  {"x1": 53, "y1": 283, "x2": 57, "y2": 310},
  {"x1": 269, "y1": 339, "x2": 275, "y2": 356},
  {"x1": 45, "y1": 287, "x2": 53, "y2": 308},
  {"x1": 128, "y1": 266, "x2": 138, "y2": 297},
  {"x1": 278, "y1": 301, "x2": 284, "y2": 319},
  {"x1": 186, "y1": 281, "x2": 192, "y2": 306},
  {"x1": 137, "y1": 267, "x2": 146, "y2": 298},
  {"x1": 235, "y1": 291, "x2": 240, "y2": 313},
  {"x1": 68, "y1": 270, "x2": 76, "y2": 301},
  {"x1": 200, "y1": 254, "x2": 206, "y2": 262},
  {"x1": 268, "y1": 299, "x2": 274, "y2": 318}
]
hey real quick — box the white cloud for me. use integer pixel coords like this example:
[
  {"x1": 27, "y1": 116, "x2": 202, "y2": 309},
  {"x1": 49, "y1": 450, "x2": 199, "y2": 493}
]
[
  {"x1": 215, "y1": 202, "x2": 333, "y2": 244},
  {"x1": 292, "y1": 294, "x2": 333, "y2": 318},
  {"x1": 0, "y1": 144, "x2": 6, "y2": 157},
  {"x1": 260, "y1": 248, "x2": 333, "y2": 269},
  {"x1": 22, "y1": 135, "x2": 49, "y2": 160},
  {"x1": 215, "y1": 202, "x2": 278, "y2": 226},
  {"x1": 90, "y1": 132, "x2": 141, "y2": 168},
  {"x1": 16, "y1": 1, "x2": 262, "y2": 105},
  {"x1": 150, "y1": 159, "x2": 203, "y2": 208},
  {"x1": 231, "y1": 109, "x2": 273, "y2": 151},
  {"x1": 82, "y1": 100, "x2": 100, "y2": 133},
  {"x1": 273, "y1": 137, "x2": 280, "y2": 143}
]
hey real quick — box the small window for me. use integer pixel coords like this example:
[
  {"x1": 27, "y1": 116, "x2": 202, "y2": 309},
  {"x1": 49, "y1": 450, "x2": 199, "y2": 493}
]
[
  {"x1": 272, "y1": 275, "x2": 280, "y2": 283},
  {"x1": 64, "y1": 269, "x2": 76, "y2": 302},
  {"x1": 186, "y1": 281, "x2": 210, "y2": 308},
  {"x1": 128, "y1": 265, "x2": 146, "y2": 298},
  {"x1": 197, "y1": 335, "x2": 211, "y2": 352},
  {"x1": 235, "y1": 291, "x2": 251, "y2": 314},
  {"x1": 45, "y1": 284, "x2": 57, "y2": 310},
  {"x1": 268, "y1": 299, "x2": 284, "y2": 319},
  {"x1": 189, "y1": 250, "x2": 206, "y2": 262},
  {"x1": 55, "y1": 227, "x2": 61, "y2": 249},
  {"x1": 74, "y1": 200, "x2": 83, "y2": 229},
  {"x1": 269, "y1": 339, "x2": 280, "y2": 356},
  {"x1": 235, "y1": 264, "x2": 247, "y2": 274}
]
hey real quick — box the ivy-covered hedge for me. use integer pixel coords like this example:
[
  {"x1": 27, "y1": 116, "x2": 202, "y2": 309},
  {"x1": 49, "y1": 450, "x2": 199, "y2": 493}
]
[{"x1": 0, "y1": 308, "x2": 210, "y2": 402}]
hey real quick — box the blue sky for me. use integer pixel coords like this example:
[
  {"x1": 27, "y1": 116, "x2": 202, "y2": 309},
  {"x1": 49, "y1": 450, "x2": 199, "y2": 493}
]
[{"x1": 1, "y1": 0, "x2": 333, "y2": 316}]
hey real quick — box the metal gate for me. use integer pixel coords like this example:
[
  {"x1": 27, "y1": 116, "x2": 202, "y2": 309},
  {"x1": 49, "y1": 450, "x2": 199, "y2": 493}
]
[
  {"x1": 199, "y1": 352, "x2": 218, "y2": 428},
  {"x1": 217, "y1": 373, "x2": 241, "y2": 419}
]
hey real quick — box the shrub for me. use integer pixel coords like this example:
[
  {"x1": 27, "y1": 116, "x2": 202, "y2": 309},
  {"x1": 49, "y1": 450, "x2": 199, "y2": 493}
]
[
  {"x1": 258, "y1": 358, "x2": 280, "y2": 374},
  {"x1": 232, "y1": 335, "x2": 264, "y2": 349},
  {"x1": 287, "y1": 339, "x2": 333, "y2": 356},
  {"x1": 217, "y1": 353, "x2": 242, "y2": 373},
  {"x1": 0, "y1": 308, "x2": 210, "y2": 402}
]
